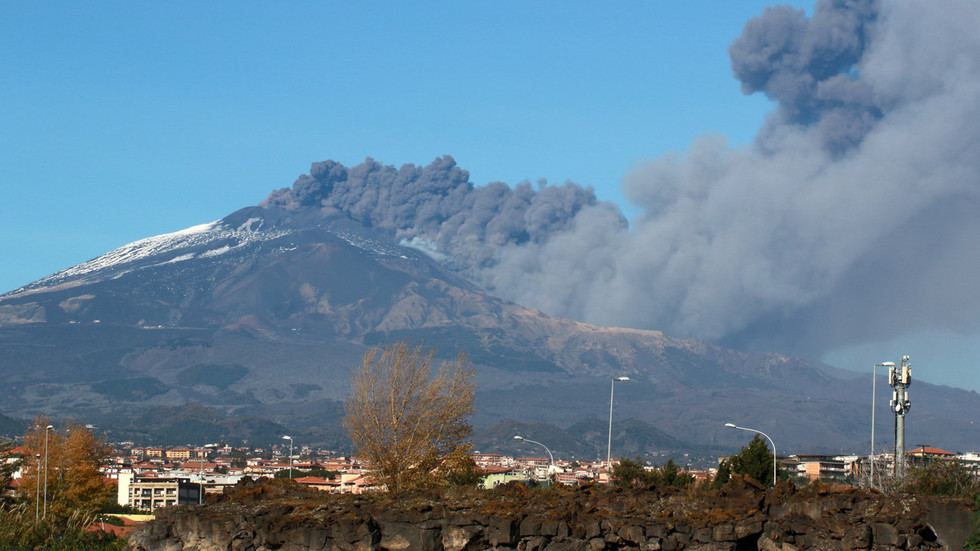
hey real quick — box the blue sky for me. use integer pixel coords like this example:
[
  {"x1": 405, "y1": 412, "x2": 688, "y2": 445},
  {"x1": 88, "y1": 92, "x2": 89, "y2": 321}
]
[{"x1": 1, "y1": 1, "x2": 808, "y2": 293}]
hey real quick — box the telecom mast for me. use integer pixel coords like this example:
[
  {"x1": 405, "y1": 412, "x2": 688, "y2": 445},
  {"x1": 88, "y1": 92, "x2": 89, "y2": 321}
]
[{"x1": 889, "y1": 355, "x2": 911, "y2": 478}]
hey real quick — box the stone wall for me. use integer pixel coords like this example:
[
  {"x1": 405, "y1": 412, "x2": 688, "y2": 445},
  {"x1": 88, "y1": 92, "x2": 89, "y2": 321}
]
[{"x1": 124, "y1": 478, "x2": 975, "y2": 551}]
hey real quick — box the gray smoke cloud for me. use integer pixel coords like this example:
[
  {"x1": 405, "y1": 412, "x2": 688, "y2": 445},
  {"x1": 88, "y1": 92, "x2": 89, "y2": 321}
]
[
  {"x1": 262, "y1": 155, "x2": 628, "y2": 281},
  {"x1": 264, "y1": 0, "x2": 980, "y2": 369}
]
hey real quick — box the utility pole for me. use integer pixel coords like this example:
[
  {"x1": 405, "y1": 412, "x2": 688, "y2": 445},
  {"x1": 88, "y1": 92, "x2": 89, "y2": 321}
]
[{"x1": 889, "y1": 356, "x2": 911, "y2": 478}]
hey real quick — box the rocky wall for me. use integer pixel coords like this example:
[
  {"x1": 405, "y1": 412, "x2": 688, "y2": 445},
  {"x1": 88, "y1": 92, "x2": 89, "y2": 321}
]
[{"x1": 124, "y1": 478, "x2": 975, "y2": 551}]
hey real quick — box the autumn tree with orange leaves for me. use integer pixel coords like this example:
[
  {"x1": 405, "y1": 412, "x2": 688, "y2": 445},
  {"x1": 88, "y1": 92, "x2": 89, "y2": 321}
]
[{"x1": 19, "y1": 416, "x2": 115, "y2": 521}]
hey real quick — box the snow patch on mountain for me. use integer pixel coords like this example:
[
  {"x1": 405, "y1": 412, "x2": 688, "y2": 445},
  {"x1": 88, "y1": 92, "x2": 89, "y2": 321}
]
[
  {"x1": 10, "y1": 219, "x2": 290, "y2": 294},
  {"x1": 200, "y1": 245, "x2": 233, "y2": 258},
  {"x1": 334, "y1": 231, "x2": 414, "y2": 260},
  {"x1": 165, "y1": 253, "x2": 196, "y2": 264}
]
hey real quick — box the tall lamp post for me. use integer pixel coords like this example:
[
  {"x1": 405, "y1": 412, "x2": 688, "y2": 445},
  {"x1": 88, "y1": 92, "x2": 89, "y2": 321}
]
[
  {"x1": 34, "y1": 453, "x2": 41, "y2": 523},
  {"x1": 198, "y1": 446, "x2": 205, "y2": 505},
  {"x1": 282, "y1": 435, "x2": 294, "y2": 479},
  {"x1": 724, "y1": 423, "x2": 777, "y2": 486},
  {"x1": 43, "y1": 424, "x2": 53, "y2": 519},
  {"x1": 871, "y1": 361, "x2": 894, "y2": 489},
  {"x1": 514, "y1": 435, "x2": 554, "y2": 474},
  {"x1": 607, "y1": 376, "x2": 630, "y2": 470}
]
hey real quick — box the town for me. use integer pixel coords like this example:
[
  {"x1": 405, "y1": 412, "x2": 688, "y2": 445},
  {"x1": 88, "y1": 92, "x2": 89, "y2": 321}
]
[{"x1": 6, "y1": 439, "x2": 978, "y2": 514}]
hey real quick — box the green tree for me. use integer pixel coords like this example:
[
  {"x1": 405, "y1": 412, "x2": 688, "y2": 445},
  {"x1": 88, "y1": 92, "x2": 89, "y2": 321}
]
[
  {"x1": 612, "y1": 457, "x2": 694, "y2": 489},
  {"x1": 652, "y1": 459, "x2": 694, "y2": 488},
  {"x1": 714, "y1": 434, "x2": 776, "y2": 487},
  {"x1": 712, "y1": 458, "x2": 732, "y2": 489},
  {"x1": 441, "y1": 449, "x2": 486, "y2": 488},
  {"x1": 343, "y1": 342, "x2": 476, "y2": 495},
  {"x1": 611, "y1": 456, "x2": 653, "y2": 487}
]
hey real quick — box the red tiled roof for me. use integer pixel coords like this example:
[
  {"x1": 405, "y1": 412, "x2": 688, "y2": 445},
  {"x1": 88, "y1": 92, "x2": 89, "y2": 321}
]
[
  {"x1": 5, "y1": 446, "x2": 28, "y2": 457},
  {"x1": 909, "y1": 446, "x2": 954, "y2": 456},
  {"x1": 85, "y1": 516, "x2": 147, "y2": 538},
  {"x1": 294, "y1": 476, "x2": 338, "y2": 486}
]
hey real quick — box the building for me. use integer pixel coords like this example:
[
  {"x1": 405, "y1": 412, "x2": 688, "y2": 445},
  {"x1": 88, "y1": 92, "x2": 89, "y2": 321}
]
[
  {"x1": 481, "y1": 466, "x2": 529, "y2": 489},
  {"x1": 788, "y1": 455, "x2": 847, "y2": 481},
  {"x1": 908, "y1": 446, "x2": 955, "y2": 461},
  {"x1": 118, "y1": 474, "x2": 202, "y2": 512}
]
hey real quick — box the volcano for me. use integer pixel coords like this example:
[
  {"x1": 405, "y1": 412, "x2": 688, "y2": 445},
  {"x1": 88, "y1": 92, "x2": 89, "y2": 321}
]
[{"x1": 1, "y1": 158, "x2": 977, "y2": 457}]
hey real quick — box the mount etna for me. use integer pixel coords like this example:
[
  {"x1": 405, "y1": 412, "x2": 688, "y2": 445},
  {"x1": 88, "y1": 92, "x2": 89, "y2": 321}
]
[{"x1": 1, "y1": 157, "x2": 977, "y2": 460}]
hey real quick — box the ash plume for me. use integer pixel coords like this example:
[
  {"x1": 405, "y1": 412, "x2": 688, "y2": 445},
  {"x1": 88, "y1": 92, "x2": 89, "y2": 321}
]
[
  {"x1": 262, "y1": 155, "x2": 628, "y2": 280},
  {"x1": 264, "y1": 0, "x2": 980, "y2": 368}
]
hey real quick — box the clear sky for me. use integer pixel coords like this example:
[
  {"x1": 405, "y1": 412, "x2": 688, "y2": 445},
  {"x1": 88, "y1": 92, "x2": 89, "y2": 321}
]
[{"x1": 0, "y1": 1, "x2": 807, "y2": 294}]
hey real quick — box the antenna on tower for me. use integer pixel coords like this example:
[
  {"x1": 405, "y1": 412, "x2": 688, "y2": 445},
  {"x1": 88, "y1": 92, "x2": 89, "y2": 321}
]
[{"x1": 890, "y1": 355, "x2": 911, "y2": 478}]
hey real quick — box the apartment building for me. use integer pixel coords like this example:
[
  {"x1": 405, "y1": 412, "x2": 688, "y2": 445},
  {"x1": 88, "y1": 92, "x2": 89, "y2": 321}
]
[{"x1": 118, "y1": 473, "x2": 202, "y2": 512}]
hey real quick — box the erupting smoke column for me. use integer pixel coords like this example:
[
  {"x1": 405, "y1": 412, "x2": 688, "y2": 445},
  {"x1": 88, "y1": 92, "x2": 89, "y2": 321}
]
[{"x1": 264, "y1": 0, "x2": 980, "y2": 370}]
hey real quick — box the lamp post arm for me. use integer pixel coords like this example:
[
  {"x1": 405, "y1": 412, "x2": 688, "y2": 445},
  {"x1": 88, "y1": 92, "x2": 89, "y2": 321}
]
[{"x1": 519, "y1": 437, "x2": 554, "y2": 467}]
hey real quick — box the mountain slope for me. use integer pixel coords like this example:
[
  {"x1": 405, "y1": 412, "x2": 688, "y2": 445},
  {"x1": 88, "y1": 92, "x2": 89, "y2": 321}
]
[{"x1": 2, "y1": 195, "x2": 978, "y2": 456}]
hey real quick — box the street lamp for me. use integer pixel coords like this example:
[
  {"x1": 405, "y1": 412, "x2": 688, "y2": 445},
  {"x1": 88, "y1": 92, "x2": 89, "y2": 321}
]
[
  {"x1": 198, "y1": 446, "x2": 205, "y2": 505},
  {"x1": 872, "y1": 361, "x2": 894, "y2": 489},
  {"x1": 607, "y1": 376, "x2": 630, "y2": 470},
  {"x1": 43, "y1": 424, "x2": 53, "y2": 519},
  {"x1": 514, "y1": 435, "x2": 554, "y2": 473},
  {"x1": 724, "y1": 423, "x2": 777, "y2": 486},
  {"x1": 282, "y1": 435, "x2": 293, "y2": 479},
  {"x1": 34, "y1": 453, "x2": 40, "y2": 523}
]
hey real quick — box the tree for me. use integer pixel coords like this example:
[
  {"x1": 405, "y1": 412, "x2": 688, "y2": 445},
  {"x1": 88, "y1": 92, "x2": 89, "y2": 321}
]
[
  {"x1": 903, "y1": 459, "x2": 979, "y2": 498},
  {"x1": 19, "y1": 416, "x2": 115, "y2": 521},
  {"x1": 713, "y1": 434, "x2": 776, "y2": 488},
  {"x1": 343, "y1": 342, "x2": 476, "y2": 495},
  {"x1": 441, "y1": 449, "x2": 486, "y2": 488},
  {"x1": 653, "y1": 459, "x2": 694, "y2": 488},
  {"x1": 612, "y1": 457, "x2": 695, "y2": 489},
  {"x1": 611, "y1": 456, "x2": 651, "y2": 488}
]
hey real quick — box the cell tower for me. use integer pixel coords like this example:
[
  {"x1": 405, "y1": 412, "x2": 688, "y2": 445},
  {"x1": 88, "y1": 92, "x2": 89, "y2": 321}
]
[{"x1": 889, "y1": 355, "x2": 911, "y2": 478}]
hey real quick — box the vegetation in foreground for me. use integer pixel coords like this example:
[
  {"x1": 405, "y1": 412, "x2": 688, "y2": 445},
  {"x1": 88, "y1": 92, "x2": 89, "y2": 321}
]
[{"x1": 1, "y1": 418, "x2": 125, "y2": 550}]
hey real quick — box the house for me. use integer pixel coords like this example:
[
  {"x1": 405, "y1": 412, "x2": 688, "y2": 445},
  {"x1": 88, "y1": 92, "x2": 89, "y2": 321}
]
[
  {"x1": 481, "y1": 466, "x2": 529, "y2": 489},
  {"x1": 294, "y1": 476, "x2": 337, "y2": 492},
  {"x1": 789, "y1": 455, "x2": 848, "y2": 481},
  {"x1": 327, "y1": 471, "x2": 376, "y2": 494},
  {"x1": 472, "y1": 453, "x2": 506, "y2": 468},
  {"x1": 908, "y1": 446, "x2": 955, "y2": 460},
  {"x1": 166, "y1": 448, "x2": 193, "y2": 461}
]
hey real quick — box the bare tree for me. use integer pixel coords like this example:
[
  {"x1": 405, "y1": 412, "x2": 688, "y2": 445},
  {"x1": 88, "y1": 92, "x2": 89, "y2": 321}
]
[{"x1": 343, "y1": 342, "x2": 475, "y2": 495}]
